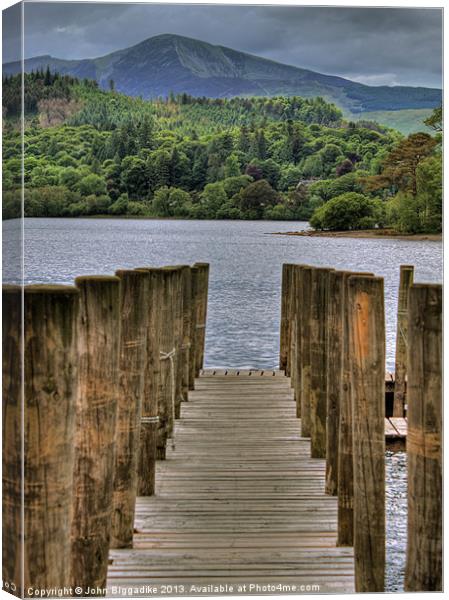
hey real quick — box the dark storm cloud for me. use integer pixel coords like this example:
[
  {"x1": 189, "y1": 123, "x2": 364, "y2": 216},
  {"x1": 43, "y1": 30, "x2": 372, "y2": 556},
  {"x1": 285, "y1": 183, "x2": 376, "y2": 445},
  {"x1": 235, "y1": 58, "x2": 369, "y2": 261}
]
[{"x1": 3, "y1": 2, "x2": 442, "y2": 87}]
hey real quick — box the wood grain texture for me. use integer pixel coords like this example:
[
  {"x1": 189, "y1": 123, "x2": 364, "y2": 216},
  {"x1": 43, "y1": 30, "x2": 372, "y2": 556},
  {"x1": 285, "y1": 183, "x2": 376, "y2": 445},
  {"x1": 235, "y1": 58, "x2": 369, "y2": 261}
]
[
  {"x1": 299, "y1": 267, "x2": 312, "y2": 438},
  {"x1": 393, "y1": 265, "x2": 414, "y2": 417},
  {"x1": 111, "y1": 270, "x2": 149, "y2": 549},
  {"x1": 310, "y1": 268, "x2": 331, "y2": 458},
  {"x1": 71, "y1": 276, "x2": 121, "y2": 595},
  {"x1": 107, "y1": 373, "x2": 355, "y2": 594},
  {"x1": 4, "y1": 286, "x2": 79, "y2": 597},
  {"x1": 325, "y1": 271, "x2": 344, "y2": 496},
  {"x1": 347, "y1": 275, "x2": 385, "y2": 593},
  {"x1": 2, "y1": 285, "x2": 23, "y2": 597},
  {"x1": 192, "y1": 263, "x2": 209, "y2": 378},
  {"x1": 134, "y1": 268, "x2": 164, "y2": 496},
  {"x1": 404, "y1": 284, "x2": 442, "y2": 591}
]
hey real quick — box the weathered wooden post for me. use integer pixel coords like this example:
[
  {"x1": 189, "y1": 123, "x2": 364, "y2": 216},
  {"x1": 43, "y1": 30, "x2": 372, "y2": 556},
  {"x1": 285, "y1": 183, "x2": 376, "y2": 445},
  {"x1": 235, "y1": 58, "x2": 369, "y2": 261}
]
[
  {"x1": 134, "y1": 267, "x2": 163, "y2": 495},
  {"x1": 337, "y1": 271, "x2": 373, "y2": 546},
  {"x1": 347, "y1": 275, "x2": 385, "y2": 593},
  {"x1": 111, "y1": 270, "x2": 149, "y2": 549},
  {"x1": 393, "y1": 265, "x2": 414, "y2": 417},
  {"x1": 179, "y1": 265, "x2": 192, "y2": 408},
  {"x1": 188, "y1": 265, "x2": 199, "y2": 390},
  {"x1": 405, "y1": 284, "x2": 442, "y2": 592},
  {"x1": 325, "y1": 271, "x2": 344, "y2": 496},
  {"x1": 291, "y1": 265, "x2": 305, "y2": 416},
  {"x1": 289, "y1": 265, "x2": 302, "y2": 402},
  {"x1": 71, "y1": 276, "x2": 121, "y2": 595},
  {"x1": 299, "y1": 266, "x2": 312, "y2": 437},
  {"x1": 170, "y1": 266, "x2": 185, "y2": 421},
  {"x1": 309, "y1": 267, "x2": 331, "y2": 458},
  {"x1": 3, "y1": 285, "x2": 79, "y2": 597},
  {"x1": 157, "y1": 267, "x2": 178, "y2": 458},
  {"x1": 279, "y1": 263, "x2": 291, "y2": 373},
  {"x1": 193, "y1": 262, "x2": 209, "y2": 377}
]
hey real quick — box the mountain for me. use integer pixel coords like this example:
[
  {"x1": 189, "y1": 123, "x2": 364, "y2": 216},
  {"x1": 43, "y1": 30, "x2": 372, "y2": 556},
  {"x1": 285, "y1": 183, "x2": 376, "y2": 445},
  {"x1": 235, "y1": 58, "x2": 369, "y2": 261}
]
[{"x1": 3, "y1": 33, "x2": 441, "y2": 115}]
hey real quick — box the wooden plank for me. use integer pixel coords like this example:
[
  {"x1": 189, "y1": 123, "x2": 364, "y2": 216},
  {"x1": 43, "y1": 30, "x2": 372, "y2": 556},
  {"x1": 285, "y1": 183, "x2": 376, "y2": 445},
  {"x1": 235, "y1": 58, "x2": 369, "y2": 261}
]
[
  {"x1": 107, "y1": 372, "x2": 354, "y2": 594},
  {"x1": 389, "y1": 417, "x2": 408, "y2": 437}
]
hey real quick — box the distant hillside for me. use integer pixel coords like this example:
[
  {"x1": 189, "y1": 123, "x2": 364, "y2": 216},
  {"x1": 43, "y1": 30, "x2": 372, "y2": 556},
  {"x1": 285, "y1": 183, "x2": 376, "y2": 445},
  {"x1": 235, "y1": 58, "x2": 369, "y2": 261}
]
[
  {"x1": 3, "y1": 33, "x2": 441, "y2": 117},
  {"x1": 350, "y1": 108, "x2": 434, "y2": 136}
]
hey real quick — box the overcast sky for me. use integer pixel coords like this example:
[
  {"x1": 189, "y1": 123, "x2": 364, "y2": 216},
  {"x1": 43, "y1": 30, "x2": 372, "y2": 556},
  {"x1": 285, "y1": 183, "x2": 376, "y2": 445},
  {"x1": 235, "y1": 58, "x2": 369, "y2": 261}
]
[{"x1": 3, "y1": 2, "x2": 443, "y2": 88}]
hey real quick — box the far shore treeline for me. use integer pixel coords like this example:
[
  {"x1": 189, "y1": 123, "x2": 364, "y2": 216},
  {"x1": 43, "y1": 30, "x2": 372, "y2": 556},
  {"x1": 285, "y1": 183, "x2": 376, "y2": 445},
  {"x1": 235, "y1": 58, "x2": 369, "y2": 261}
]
[{"x1": 2, "y1": 71, "x2": 442, "y2": 233}]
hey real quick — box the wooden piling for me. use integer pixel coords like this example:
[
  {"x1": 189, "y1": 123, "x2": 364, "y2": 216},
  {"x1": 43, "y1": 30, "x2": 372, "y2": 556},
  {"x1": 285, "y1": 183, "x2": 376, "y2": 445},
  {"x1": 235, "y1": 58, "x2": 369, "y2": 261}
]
[
  {"x1": 279, "y1": 263, "x2": 291, "y2": 373},
  {"x1": 309, "y1": 267, "x2": 331, "y2": 458},
  {"x1": 179, "y1": 266, "x2": 192, "y2": 409},
  {"x1": 111, "y1": 270, "x2": 149, "y2": 549},
  {"x1": 2, "y1": 285, "x2": 22, "y2": 597},
  {"x1": 404, "y1": 284, "x2": 442, "y2": 592},
  {"x1": 289, "y1": 265, "x2": 301, "y2": 403},
  {"x1": 71, "y1": 276, "x2": 120, "y2": 595},
  {"x1": 393, "y1": 265, "x2": 414, "y2": 417},
  {"x1": 170, "y1": 267, "x2": 185, "y2": 422},
  {"x1": 337, "y1": 271, "x2": 373, "y2": 547},
  {"x1": 193, "y1": 263, "x2": 209, "y2": 377},
  {"x1": 291, "y1": 265, "x2": 304, "y2": 416},
  {"x1": 157, "y1": 268, "x2": 178, "y2": 459},
  {"x1": 299, "y1": 266, "x2": 312, "y2": 437},
  {"x1": 3, "y1": 285, "x2": 79, "y2": 596},
  {"x1": 134, "y1": 268, "x2": 163, "y2": 495},
  {"x1": 325, "y1": 271, "x2": 344, "y2": 496},
  {"x1": 188, "y1": 266, "x2": 199, "y2": 390},
  {"x1": 347, "y1": 275, "x2": 385, "y2": 592}
]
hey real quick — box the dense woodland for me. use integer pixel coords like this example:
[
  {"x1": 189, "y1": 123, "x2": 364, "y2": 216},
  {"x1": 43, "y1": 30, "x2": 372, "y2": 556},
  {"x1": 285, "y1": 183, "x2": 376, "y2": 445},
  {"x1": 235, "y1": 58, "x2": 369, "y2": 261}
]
[{"x1": 2, "y1": 71, "x2": 442, "y2": 232}]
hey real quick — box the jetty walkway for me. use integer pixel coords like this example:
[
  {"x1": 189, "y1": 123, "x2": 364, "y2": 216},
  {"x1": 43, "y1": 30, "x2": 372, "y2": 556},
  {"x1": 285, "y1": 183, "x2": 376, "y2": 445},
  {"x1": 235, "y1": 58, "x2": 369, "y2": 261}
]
[
  {"x1": 3, "y1": 262, "x2": 441, "y2": 597},
  {"x1": 107, "y1": 370, "x2": 354, "y2": 594}
]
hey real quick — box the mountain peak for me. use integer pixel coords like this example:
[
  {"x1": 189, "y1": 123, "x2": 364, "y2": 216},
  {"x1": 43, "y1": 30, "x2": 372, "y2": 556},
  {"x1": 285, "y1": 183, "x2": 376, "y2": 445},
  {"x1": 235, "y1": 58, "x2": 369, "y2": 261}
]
[{"x1": 3, "y1": 34, "x2": 441, "y2": 114}]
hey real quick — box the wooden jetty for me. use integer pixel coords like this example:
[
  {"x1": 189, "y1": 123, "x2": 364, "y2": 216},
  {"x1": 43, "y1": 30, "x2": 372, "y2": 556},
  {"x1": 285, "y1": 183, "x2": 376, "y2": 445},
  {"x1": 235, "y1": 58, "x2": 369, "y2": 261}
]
[
  {"x1": 107, "y1": 370, "x2": 355, "y2": 594},
  {"x1": 2, "y1": 262, "x2": 441, "y2": 597}
]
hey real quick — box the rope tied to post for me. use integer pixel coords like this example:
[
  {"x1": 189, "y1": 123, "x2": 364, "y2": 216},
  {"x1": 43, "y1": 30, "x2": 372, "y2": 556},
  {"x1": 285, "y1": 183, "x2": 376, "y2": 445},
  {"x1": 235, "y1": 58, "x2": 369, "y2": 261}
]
[
  {"x1": 141, "y1": 416, "x2": 160, "y2": 424},
  {"x1": 196, "y1": 323, "x2": 206, "y2": 329},
  {"x1": 160, "y1": 348, "x2": 176, "y2": 450}
]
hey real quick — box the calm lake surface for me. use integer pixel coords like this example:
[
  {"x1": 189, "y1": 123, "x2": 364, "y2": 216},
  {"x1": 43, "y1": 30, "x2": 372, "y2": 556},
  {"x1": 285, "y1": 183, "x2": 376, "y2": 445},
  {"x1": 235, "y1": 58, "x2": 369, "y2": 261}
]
[
  {"x1": 3, "y1": 217, "x2": 442, "y2": 591},
  {"x1": 5, "y1": 217, "x2": 442, "y2": 371}
]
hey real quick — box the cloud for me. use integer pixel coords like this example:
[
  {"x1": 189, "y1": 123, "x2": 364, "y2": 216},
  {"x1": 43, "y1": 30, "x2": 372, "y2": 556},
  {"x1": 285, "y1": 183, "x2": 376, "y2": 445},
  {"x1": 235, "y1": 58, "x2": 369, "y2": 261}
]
[{"x1": 3, "y1": 2, "x2": 442, "y2": 88}]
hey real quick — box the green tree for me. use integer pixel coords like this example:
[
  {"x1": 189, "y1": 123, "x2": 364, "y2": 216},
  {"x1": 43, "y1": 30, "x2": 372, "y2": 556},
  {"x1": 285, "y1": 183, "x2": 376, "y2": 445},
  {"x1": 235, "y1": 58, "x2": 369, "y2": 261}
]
[
  {"x1": 310, "y1": 192, "x2": 384, "y2": 231},
  {"x1": 78, "y1": 173, "x2": 107, "y2": 197},
  {"x1": 200, "y1": 182, "x2": 227, "y2": 218},
  {"x1": 238, "y1": 179, "x2": 279, "y2": 219}
]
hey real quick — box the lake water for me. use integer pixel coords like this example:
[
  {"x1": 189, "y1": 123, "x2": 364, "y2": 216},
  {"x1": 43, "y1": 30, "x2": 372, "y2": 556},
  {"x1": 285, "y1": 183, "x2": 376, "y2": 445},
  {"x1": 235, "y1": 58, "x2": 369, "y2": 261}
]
[
  {"x1": 2, "y1": 217, "x2": 443, "y2": 591},
  {"x1": 4, "y1": 218, "x2": 442, "y2": 371}
]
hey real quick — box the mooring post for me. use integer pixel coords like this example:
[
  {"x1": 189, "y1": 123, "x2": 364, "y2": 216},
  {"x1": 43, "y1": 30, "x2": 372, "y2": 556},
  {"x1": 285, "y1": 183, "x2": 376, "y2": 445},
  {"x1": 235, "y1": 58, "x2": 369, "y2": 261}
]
[
  {"x1": 289, "y1": 265, "x2": 299, "y2": 399},
  {"x1": 325, "y1": 271, "x2": 344, "y2": 496},
  {"x1": 279, "y1": 263, "x2": 291, "y2": 373},
  {"x1": 180, "y1": 265, "x2": 192, "y2": 407},
  {"x1": 111, "y1": 270, "x2": 149, "y2": 549},
  {"x1": 348, "y1": 275, "x2": 385, "y2": 593},
  {"x1": 292, "y1": 265, "x2": 305, "y2": 416},
  {"x1": 337, "y1": 271, "x2": 373, "y2": 546},
  {"x1": 157, "y1": 267, "x2": 178, "y2": 458},
  {"x1": 309, "y1": 267, "x2": 331, "y2": 458},
  {"x1": 404, "y1": 284, "x2": 442, "y2": 592},
  {"x1": 299, "y1": 266, "x2": 313, "y2": 437},
  {"x1": 193, "y1": 262, "x2": 209, "y2": 377},
  {"x1": 134, "y1": 268, "x2": 163, "y2": 494},
  {"x1": 71, "y1": 276, "x2": 120, "y2": 595},
  {"x1": 169, "y1": 266, "x2": 185, "y2": 421},
  {"x1": 3, "y1": 285, "x2": 79, "y2": 596},
  {"x1": 393, "y1": 265, "x2": 414, "y2": 417},
  {"x1": 188, "y1": 265, "x2": 199, "y2": 390}
]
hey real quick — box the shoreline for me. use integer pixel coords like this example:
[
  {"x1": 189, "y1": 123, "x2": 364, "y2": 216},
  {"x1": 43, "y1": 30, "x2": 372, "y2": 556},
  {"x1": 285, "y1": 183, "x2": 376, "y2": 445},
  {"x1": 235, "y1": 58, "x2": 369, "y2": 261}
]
[{"x1": 268, "y1": 229, "x2": 442, "y2": 242}]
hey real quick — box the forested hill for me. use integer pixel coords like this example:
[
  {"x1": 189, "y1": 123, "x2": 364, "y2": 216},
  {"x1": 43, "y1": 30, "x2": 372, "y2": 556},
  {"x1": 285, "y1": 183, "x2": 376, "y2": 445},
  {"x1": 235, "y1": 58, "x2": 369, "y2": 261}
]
[
  {"x1": 3, "y1": 72, "x2": 441, "y2": 234},
  {"x1": 3, "y1": 33, "x2": 441, "y2": 116}
]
